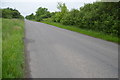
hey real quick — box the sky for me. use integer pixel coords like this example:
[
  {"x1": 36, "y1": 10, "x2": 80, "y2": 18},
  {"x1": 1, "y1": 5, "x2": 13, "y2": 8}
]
[{"x1": 0, "y1": 0, "x2": 98, "y2": 17}]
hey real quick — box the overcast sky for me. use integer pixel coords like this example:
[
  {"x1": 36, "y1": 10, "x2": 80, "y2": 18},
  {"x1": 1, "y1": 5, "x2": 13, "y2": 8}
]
[{"x1": 1, "y1": 0, "x2": 98, "y2": 17}]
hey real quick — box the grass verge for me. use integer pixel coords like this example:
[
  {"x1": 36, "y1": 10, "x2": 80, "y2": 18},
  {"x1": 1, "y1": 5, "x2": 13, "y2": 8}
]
[
  {"x1": 41, "y1": 21, "x2": 119, "y2": 43},
  {"x1": 0, "y1": 18, "x2": 2, "y2": 79},
  {"x1": 2, "y1": 18, "x2": 24, "y2": 78}
]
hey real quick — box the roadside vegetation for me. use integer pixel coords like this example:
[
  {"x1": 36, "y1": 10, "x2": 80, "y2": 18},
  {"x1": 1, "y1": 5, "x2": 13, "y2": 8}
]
[
  {"x1": 42, "y1": 20, "x2": 119, "y2": 43},
  {"x1": 1, "y1": 8, "x2": 25, "y2": 78},
  {"x1": 1, "y1": 8, "x2": 24, "y2": 19},
  {"x1": 2, "y1": 18, "x2": 24, "y2": 78},
  {"x1": 0, "y1": 18, "x2": 2, "y2": 79},
  {"x1": 26, "y1": 2, "x2": 120, "y2": 43}
]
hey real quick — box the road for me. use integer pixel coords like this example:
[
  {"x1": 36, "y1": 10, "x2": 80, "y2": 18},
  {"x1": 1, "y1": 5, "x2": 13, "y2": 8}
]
[{"x1": 25, "y1": 20, "x2": 118, "y2": 78}]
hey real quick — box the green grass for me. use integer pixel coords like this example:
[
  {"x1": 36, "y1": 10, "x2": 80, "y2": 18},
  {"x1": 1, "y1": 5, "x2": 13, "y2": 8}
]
[
  {"x1": 2, "y1": 18, "x2": 24, "y2": 78},
  {"x1": 0, "y1": 18, "x2": 2, "y2": 79},
  {"x1": 41, "y1": 21, "x2": 119, "y2": 43}
]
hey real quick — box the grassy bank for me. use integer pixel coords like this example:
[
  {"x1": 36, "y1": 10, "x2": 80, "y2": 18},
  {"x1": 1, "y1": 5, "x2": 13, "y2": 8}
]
[
  {"x1": 0, "y1": 18, "x2": 2, "y2": 79},
  {"x1": 41, "y1": 21, "x2": 119, "y2": 43},
  {"x1": 2, "y1": 18, "x2": 24, "y2": 78}
]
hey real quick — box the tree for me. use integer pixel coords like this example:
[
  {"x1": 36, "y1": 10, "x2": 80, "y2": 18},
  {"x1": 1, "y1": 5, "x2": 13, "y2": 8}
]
[
  {"x1": 57, "y1": 2, "x2": 68, "y2": 13},
  {"x1": 60, "y1": 9, "x2": 79, "y2": 25},
  {"x1": 0, "y1": 9, "x2": 2, "y2": 18},
  {"x1": 2, "y1": 7, "x2": 24, "y2": 19},
  {"x1": 35, "y1": 7, "x2": 51, "y2": 21},
  {"x1": 12, "y1": 9, "x2": 21, "y2": 18},
  {"x1": 26, "y1": 13, "x2": 35, "y2": 20},
  {"x1": 52, "y1": 2, "x2": 68, "y2": 22},
  {"x1": 52, "y1": 2, "x2": 119, "y2": 36}
]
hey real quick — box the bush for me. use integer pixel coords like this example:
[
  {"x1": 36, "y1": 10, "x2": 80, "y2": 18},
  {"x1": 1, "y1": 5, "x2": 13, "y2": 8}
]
[{"x1": 2, "y1": 8, "x2": 24, "y2": 19}]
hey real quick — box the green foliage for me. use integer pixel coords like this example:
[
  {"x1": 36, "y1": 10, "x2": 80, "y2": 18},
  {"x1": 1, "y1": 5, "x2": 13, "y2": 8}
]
[
  {"x1": 35, "y1": 7, "x2": 51, "y2": 21},
  {"x1": 2, "y1": 8, "x2": 24, "y2": 19},
  {"x1": 60, "y1": 9, "x2": 79, "y2": 25},
  {"x1": 26, "y1": 7, "x2": 52, "y2": 21},
  {"x1": 0, "y1": 9, "x2": 2, "y2": 18},
  {"x1": 51, "y1": 2, "x2": 119, "y2": 37},
  {"x1": 0, "y1": 18, "x2": 2, "y2": 79},
  {"x1": 26, "y1": 7, "x2": 55, "y2": 21},
  {"x1": 52, "y1": 2, "x2": 68, "y2": 23},
  {"x1": 2, "y1": 8, "x2": 13, "y2": 19},
  {"x1": 52, "y1": 12, "x2": 62, "y2": 22},
  {"x1": 25, "y1": 13, "x2": 35, "y2": 20},
  {"x1": 57, "y1": 2, "x2": 68, "y2": 13}
]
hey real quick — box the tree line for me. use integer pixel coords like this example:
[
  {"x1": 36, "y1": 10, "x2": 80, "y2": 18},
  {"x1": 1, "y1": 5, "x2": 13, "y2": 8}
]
[
  {"x1": 1, "y1": 7, "x2": 24, "y2": 19},
  {"x1": 25, "y1": 7, "x2": 54, "y2": 21},
  {"x1": 26, "y1": 2, "x2": 119, "y2": 37}
]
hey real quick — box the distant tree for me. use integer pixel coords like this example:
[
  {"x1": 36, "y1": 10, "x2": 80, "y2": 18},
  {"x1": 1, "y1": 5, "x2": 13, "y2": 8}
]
[
  {"x1": 35, "y1": 7, "x2": 51, "y2": 21},
  {"x1": 57, "y1": 2, "x2": 68, "y2": 13},
  {"x1": 12, "y1": 9, "x2": 21, "y2": 18},
  {"x1": 52, "y1": 2, "x2": 68, "y2": 22},
  {"x1": 2, "y1": 7, "x2": 24, "y2": 19},
  {"x1": 2, "y1": 8, "x2": 12, "y2": 18},
  {"x1": 26, "y1": 13, "x2": 35, "y2": 20},
  {"x1": 0, "y1": 9, "x2": 2, "y2": 18}
]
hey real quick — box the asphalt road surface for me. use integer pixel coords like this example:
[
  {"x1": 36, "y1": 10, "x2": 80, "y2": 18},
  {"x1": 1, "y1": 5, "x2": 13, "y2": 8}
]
[{"x1": 25, "y1": 20, "x2": 118, "y2": 78}]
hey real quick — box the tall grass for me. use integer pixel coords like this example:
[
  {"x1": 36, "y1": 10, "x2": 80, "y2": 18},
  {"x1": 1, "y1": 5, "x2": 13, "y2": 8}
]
[
  {"x1": 2, "y1": 18, "x2": 24, "y2": 78},
  {"x1": 0, "y1": 18, "x2": 2, "y2": 79}
]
